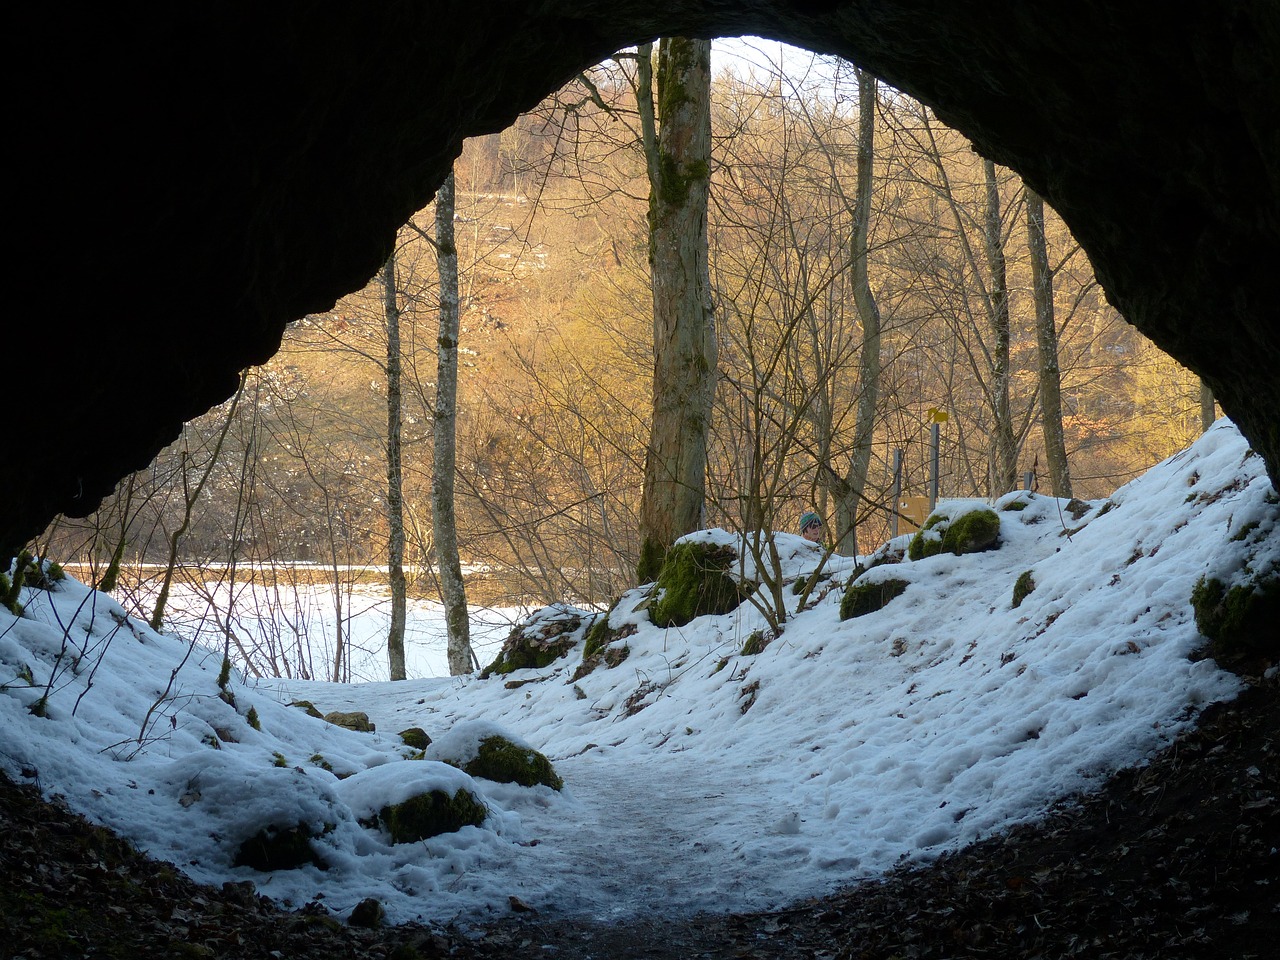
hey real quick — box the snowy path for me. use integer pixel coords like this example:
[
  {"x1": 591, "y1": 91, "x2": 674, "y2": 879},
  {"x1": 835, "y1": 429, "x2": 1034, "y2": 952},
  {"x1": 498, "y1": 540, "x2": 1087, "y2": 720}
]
[
  {"x1": 496, "y1": 751, "x2": 820, "y2": 921},
  {"x1": 274, "y1": 675, "x2": 829, "y2": 922}
]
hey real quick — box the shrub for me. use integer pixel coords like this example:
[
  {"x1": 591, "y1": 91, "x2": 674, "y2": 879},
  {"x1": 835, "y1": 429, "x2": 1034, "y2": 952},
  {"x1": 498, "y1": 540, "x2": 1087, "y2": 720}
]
[
  {"x1": 840, "y1": 577, "x2": 910, "y2": 620},
  {"x1": 649, "y1": 541, "x2": 746, "y2": 628}
]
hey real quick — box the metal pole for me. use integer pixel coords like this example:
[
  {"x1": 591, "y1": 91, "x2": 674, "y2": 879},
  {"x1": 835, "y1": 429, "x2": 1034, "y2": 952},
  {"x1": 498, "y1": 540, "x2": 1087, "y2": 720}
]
[
  {"x1": 892, "y1": 449, "x2": 905, "y2": 537},
  {"x1": 930, "y1": 422, "x2": 940, "y2": 510}
]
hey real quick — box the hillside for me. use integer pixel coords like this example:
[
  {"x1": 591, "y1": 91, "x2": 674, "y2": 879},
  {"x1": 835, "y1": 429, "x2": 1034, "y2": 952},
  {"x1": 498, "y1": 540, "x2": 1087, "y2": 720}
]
[{"x1": 2, "y1": 420, "x2": 1277, "y2": 956}]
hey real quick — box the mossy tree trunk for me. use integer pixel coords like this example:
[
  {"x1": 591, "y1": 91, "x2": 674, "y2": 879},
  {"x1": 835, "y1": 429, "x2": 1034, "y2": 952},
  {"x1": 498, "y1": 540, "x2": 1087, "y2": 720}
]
[
  {"x1": 433, "y1": 169, "x2": 474, "y2": 676},
  {"x1": 635, "y1": 37, "x2": 716, "y2": 583}
]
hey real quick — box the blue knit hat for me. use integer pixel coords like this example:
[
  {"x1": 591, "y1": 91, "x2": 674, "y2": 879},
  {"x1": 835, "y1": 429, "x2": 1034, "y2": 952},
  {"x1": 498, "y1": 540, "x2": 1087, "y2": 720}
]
[{"x1": 799, "y1": 511, "x2": 822, "y2": 532}]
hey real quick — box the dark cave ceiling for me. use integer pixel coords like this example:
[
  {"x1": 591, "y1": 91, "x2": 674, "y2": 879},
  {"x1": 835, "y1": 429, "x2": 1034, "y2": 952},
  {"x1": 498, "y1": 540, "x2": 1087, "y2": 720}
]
[{"x1": 5, "y1": 1, "x2": 1278, "y2": 560}]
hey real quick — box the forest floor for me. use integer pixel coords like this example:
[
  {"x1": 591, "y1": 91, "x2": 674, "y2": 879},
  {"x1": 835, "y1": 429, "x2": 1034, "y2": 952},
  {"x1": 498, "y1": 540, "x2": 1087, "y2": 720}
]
[{"x1": 3, "y1": 666, "x2": 1277, "y2": 960}]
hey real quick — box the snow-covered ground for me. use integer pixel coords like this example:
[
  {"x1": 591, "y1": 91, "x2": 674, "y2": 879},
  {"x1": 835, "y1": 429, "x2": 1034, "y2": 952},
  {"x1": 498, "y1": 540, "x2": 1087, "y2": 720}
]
[{"x1": 1, "y1": 420, "x2": 1275, "y2": 929}]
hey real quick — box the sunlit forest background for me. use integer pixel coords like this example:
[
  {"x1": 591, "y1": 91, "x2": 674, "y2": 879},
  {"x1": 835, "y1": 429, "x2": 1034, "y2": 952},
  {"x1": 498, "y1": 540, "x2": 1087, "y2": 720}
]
[{"x1": 36, "y1": 44, "x2": 1214, "y2": 677}]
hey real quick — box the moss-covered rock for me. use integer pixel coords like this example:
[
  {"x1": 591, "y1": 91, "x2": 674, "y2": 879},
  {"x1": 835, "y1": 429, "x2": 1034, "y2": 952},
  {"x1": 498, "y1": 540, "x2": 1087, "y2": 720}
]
[
  {"x1": 942, "y1": 508, "x2": 1001, "y2": 553},
  {"x1": 649, "y1": 540, "x2": 747, "y2": 628},
  {"x1": 462, "y1": 735, "x2": 563, "y2": 791},
  {"x1": 323, "y1": 711, "x2": 375, "y2": 733},
  {"x1": 289, "y1": 700, "x2": 324, "y2": 719},
  {"x1": 480, "y1": 604, "x2": 585, "y2": 678},
  {"x1": 398, "y1": 727, "x2": 431, "y2": 750},
  {"x1": 908, "y1": 530, "x2": 944, "y2": 561},
  {"x1": 909, "y1": 506, "x2": 1001, "y2": 560},
  {"x1": 233, "y1": 822, "x2": 326, "y2": 871},
  {"x1": 1191, "y1": 574, "x2": 1280, "y2": 661},
  {"x1": 1012, "y1": 570, "x2": 1036, "y2": 609},
  {"x1": 377, "y1": 788, "x2": 487, "y2": 843},
  {"x1": 840, "y1": 577, "x2": 910, "y2": 620}
]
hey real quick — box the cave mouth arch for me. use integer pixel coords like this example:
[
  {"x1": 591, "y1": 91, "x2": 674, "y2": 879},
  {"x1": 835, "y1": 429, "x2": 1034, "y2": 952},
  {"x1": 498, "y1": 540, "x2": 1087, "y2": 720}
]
[{"x1": 7, "y1": 3, "x2": 1278, "y2": 561}]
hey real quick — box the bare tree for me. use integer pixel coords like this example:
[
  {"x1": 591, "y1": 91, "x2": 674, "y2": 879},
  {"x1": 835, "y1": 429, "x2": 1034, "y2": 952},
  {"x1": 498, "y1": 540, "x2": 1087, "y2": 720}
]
[
  {"x1": 825, "y1": 66, "x2": 882, "y2": 555},
  {"x1": 383, "y1": 252, "x2": 408, "y2": 680},
  {"x1": 150, "y1": 372, "x2": 247, "y2": 631},
  {"x1": 983, "y1": 158, "x2": 1018, "y2": 495}
]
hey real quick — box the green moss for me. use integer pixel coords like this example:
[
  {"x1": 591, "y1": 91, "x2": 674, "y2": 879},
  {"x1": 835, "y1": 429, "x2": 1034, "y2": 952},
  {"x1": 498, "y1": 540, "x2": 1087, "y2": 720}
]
[
  {"x1": 462, "y1": 735, "x2": 563, "y2": 791},
  {"x1": 289, "y1": 700, "x2": 324, "y2": 719},
  {"x1": 1191, "y1": 574, "x2": 1280, "y2": 660},
  {"x1": 1012, "y1": 570, "x2": 1036, "y2": 609},
  {"x1": 309, "y1": 753, "x2": 334, "y2": 772},
  {"x1": 1231, "y1": 521, "x2": 1260, "y2": 542},
  {"x1": 840, "y1": 578, "x2": 910, "y2": 620},
  {"x1": 271, "y1": 752, "x2": 287, "y2": 768},
  {"x1": 908, "y1": 531, "x2": 943, "y2": 561},
  {"x1": 583, "y1": 612, "x2": 614, "y2": 660},
  {"x1": 398, "y1": 727, "x2": 431, "y2": 750},
  {"x1": 216, "y1": 656, "x2": 232, "y2": 691},
  {"x1": 941, "y1": 509, "x2": 1001, "y2": 554},
  {"x1": 245, "y1": 706, "x2": 261, "y2": 731},
  {"x1": 741, "y1": 630, "x2": 767, "y2": 656},
  {"x1": 480, "y1": 636, "x2": 576, "y2": 678},
  {"x1": 636, "y1": 537, "x2": 666, "y2": 584},
  {"x1": 909, "y1": 507, "x2": 1000, "y2": 558},
  {"x1": 378, "y1": 788, "x2": 487, "y2": 843},
  {"x1": 2, "y1": 550, "x2": 33, "y2": 614},
  {"x1": 233, "y1": 822, "x2": 325, "y2": 871},
  {"x1": 649, "y1": 541, "x2": 746, "y2": 628}
]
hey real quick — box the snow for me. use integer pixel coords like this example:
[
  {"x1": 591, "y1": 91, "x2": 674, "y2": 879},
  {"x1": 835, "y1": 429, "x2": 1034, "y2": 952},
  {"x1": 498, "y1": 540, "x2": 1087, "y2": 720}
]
[{"x1": 2, "y1": 419, "x2": 1275, "y2": 930}]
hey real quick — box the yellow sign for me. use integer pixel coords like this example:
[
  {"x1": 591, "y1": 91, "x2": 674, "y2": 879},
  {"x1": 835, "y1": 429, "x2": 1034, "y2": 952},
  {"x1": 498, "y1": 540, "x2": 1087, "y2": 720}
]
[
  {"x1": 926, "y1": 407, "x2": 949, "y2": 423},
  {"x1": 897, "y1": 496, "x2": 932, "y2": 534}
]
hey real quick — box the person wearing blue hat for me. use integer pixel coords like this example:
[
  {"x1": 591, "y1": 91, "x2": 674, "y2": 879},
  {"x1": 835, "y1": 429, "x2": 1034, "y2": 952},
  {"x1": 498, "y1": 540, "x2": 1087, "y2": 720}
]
[{"x1": 798, "y1": 511, "x2": 824, "y2": 544}]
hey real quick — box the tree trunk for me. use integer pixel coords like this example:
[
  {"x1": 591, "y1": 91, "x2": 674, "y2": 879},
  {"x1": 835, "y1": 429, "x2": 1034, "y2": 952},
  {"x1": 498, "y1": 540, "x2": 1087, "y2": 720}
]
[
  {"x1": 433, "y1": 170, "x2": 474, "y2": 676},
  {"x1": 983, "y1": 158, "x2": 1017, "y2": 495},
  {"x1": 832, "y1": 68, "x2": 882, "y2": 556},
  {"x1": 1200, "y1": 379, "x2": 1216, "y2": 433},
  {"x1": 636, "y1": 37, "x2": 716, "y2": 582},
  {"x1": 383, "y1": 252, "x2": 408, "y2": 681},
  {"x1": 1026, "y1": 188, "x2": 1073, "y2": 498}
]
